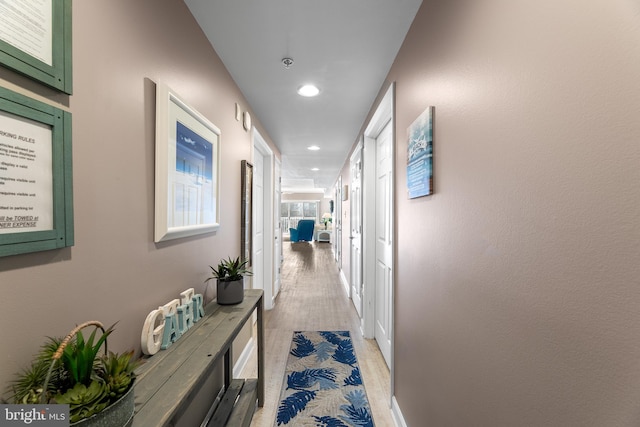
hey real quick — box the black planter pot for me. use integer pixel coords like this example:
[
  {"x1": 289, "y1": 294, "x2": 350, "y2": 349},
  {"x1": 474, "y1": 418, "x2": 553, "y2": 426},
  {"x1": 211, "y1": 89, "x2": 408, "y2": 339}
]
[{"x1": 217, "y1": 278, "x2": 244, "y2": 305}]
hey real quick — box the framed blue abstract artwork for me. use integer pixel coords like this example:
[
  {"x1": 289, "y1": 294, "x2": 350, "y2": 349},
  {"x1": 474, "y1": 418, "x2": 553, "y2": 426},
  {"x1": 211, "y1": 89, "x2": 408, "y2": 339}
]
[
  {"x1": 154, "y1": 82, "x2": 220, "y2": 242},
  {"x1": 407, "y1": 106, "x2": 434, "y2": 199}
]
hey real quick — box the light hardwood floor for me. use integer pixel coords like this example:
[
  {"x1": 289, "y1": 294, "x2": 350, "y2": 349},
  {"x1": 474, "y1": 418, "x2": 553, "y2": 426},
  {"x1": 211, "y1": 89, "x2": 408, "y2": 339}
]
[{"x1": 239, "y1": 240, "x2": 393, "y2": 426}]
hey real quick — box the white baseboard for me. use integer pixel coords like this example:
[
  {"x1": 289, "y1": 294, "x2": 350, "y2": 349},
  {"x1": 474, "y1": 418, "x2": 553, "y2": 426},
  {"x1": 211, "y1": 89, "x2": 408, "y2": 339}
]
[
  {"x1": 391, "y1": 396, "x2": 408, "y2": 427},
  {"x1": 233, "y1": 336, "x2": 255, "y2": 378},
  {"x1": 339, "y1": 268, "x2": 350, "y2": 296}
]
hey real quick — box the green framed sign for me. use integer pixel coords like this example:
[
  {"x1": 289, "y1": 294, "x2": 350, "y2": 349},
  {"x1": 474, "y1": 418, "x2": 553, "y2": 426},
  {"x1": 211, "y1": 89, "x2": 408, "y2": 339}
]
[
  {"x1": 0, "y1": 0, "x2": 73, "y2": 94},
  {"x1": 0, "y1": 86, "x2": 73, "y2": 257}
]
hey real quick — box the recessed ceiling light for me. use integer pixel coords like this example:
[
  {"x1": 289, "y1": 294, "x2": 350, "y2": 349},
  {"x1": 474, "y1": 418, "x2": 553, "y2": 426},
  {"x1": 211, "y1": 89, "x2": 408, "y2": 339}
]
[
  {"x1": 311, "y1": 167, "x2": 320, "y2": 171},
  {"x1": 297, "y1": 84, "x2": 320, "y2": 97},
  {"x1": 307, "y1": 145, "x2": 320, "y2": 151}
]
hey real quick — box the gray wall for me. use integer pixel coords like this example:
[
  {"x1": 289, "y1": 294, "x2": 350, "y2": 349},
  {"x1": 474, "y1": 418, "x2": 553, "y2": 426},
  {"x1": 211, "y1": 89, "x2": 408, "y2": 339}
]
[
  {"x1": 0, "y1": 0, "x2": 276, "y2": 401},
  {"x1": 383, "y1": 0, "x2": 640, "y2": 425}
]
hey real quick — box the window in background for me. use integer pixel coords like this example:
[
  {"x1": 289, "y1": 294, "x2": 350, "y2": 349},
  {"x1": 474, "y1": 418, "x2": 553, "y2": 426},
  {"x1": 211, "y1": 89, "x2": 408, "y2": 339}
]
[{"x1": 280, "y1": 201, "x2": 318, "y2": 234}]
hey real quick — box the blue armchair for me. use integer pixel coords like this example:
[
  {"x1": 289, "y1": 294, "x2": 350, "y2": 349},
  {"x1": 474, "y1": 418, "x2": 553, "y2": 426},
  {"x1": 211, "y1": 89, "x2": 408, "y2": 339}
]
[{"x1": 290, "y1": 220, "x2": 315, "y2": 242}]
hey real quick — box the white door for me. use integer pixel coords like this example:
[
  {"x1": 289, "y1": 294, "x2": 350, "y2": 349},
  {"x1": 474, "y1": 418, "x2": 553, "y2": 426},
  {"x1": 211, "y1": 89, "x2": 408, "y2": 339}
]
[
  {"x1": 350, "y1": 144, "x2": 363, "y2": 317},
  {"x1": 253, "y1": 152, "x2": 265, "y2": 297},
  {"x1": 274, "y1": 159, "x2": 282, "y2": 298},
  {"x1": 375, "y1": 121, "x2": 393, "y2": 368},
  {"x1": 334, "y1": 178, "x2": 342, "y2": 265},
  {"x1": 252, "y1": 128, "x2": 274, "y2": 309}
]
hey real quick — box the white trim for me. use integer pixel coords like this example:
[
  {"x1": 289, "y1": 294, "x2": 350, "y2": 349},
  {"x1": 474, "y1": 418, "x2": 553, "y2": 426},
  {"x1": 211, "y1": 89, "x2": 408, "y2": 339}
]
[
  {"x1": 334, "y1": 176, "x2": 343, "y2": 265},
  {"x1": 350, "y1": 139, "x2": 364, "y2": 161},
  {"x1": 233, "y1": 336, "x2": 255, "y2": 378},
  {"x1": 362, "y1": 82, "x2": 396, "y2": 388},
  {"x1": 361, "y1": 134, "x2": 376, "y2": 339},
  {"x1": 339, "y1": 268, "x2": 349, "y2": 296},
  {"x1": 274, "y1": 157, "x2": 282, "y2": 300},
  {"x1": 252, "y1": 128, "x2": 275, "y2": 310},
  {"x1": 349, "y1": 138, "x2": 364, "y2": 319},
  {"x1": 362, "y1": 84, "x2": 394, "y2": 340},
  {"x1": 391, "y1": 396, "x2": 408, "y2": 427},
  {"x1": 365, "y1": 86, "x2": 393, "y2": 137}
]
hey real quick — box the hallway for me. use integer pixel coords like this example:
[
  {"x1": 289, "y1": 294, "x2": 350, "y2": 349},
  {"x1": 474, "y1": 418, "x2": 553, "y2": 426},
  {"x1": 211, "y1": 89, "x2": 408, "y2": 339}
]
[{"x1": 240, "y1": 240, "x2": 393, "y2": 426}]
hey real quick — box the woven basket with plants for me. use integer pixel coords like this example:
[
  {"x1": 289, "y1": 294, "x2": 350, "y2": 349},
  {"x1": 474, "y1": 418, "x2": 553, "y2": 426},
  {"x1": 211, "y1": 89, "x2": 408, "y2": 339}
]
[{"x1": 3, "y1": 321, "x2": 138, "y2": 426}]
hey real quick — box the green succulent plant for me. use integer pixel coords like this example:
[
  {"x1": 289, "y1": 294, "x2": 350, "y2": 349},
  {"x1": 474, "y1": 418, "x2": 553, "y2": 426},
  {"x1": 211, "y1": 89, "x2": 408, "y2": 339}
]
[
  {"x1": 55, "y1": 381, "x2": 109, "y2": 423},
  {"x1": 4, "y1": 321, "x2": 137, "y2": 424},
  {"x1": 60, "y1": 324, "x2": 114, "y2": 387},
  {"x1": 206, "y1": 256, "x2": 253, "y2": 282},
  {"x1": 99, "y1": 350, "x2": 139, "y2": 399},
  {"x1": 6, "y1": 337, "x2": 66, "y2": 404}
]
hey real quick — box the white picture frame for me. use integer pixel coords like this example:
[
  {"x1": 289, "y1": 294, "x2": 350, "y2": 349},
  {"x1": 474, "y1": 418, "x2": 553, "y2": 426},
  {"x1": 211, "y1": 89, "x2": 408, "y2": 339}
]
[{"x1": 154, "y1": 82, "x2": 220, "y2": 242}]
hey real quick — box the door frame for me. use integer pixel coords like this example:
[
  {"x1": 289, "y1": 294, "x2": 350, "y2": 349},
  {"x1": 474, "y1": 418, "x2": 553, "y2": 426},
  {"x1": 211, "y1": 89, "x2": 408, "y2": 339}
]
[
  {"x1": 274, "y1": 157, "x2": 282, "y2": 299},
  {"x1": 252, "y1": 128, "x2": 275, "y2": 310},
  {"x1": 362, "y1": 83, "x2": 394, "y2": 358},
  {"x1": 334, "y1": 176, "x2": 342, "y2": 266},
  {"x1": 349, "y1": 140, "x2": 364, "y2": 318}
]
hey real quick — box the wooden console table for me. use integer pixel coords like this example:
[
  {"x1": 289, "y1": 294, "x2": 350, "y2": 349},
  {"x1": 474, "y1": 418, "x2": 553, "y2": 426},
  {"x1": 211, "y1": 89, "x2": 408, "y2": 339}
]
[{"x1": 132, "y1": 289, "x2": 264, "y2": 426}]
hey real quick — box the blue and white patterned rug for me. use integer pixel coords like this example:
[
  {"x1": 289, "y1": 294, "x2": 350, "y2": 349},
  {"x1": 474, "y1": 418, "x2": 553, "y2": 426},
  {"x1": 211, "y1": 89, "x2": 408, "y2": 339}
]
[{"x1": 275, "y1": 331, "x2": 375, "y2": 426}]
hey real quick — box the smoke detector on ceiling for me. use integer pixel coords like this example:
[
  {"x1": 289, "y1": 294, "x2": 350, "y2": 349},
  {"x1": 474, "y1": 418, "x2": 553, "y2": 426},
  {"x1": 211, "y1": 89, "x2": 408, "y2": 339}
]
[{"x1": 282, "y1": 57, "x2": 294, "y2": 69}]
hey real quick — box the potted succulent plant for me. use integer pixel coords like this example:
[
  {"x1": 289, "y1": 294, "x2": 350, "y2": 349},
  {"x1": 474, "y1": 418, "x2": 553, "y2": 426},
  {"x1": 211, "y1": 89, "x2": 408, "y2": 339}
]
[
  {"x1": 205, "y1": 256, "x2": 252, "y2": 305},
  {"x1": 4, "y1": 321, "x2": 138, "y2": 426}
]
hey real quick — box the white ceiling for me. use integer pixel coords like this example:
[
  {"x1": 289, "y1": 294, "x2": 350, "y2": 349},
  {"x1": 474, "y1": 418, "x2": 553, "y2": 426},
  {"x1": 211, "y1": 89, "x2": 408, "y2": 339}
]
[{"x1": 184, "y1": 0, "x2": 422, "y2": 195}]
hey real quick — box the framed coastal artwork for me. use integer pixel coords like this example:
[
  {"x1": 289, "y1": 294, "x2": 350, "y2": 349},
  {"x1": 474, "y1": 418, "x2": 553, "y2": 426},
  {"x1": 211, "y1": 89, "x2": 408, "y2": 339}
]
[
  {"x1": 154, "y1": 82, "x2": 220, "y2": 242},
  {"x1": 407, "y1": 106, "x2": 434, "y2": 199}
]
